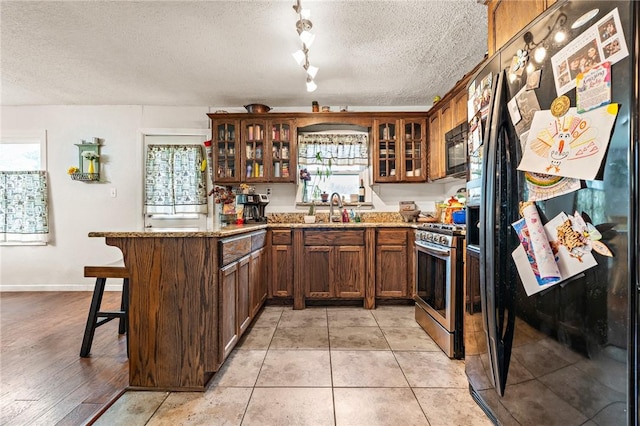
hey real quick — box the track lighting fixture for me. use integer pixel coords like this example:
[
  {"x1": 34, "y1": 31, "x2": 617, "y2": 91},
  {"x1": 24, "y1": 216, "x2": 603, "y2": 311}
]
[{"x1": 292, "y1": 0, "x2": 318, "y2": 91}]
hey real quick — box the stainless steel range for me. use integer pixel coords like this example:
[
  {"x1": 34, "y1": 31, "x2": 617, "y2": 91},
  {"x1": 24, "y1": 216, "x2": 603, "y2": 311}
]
[{"x1": 414, "y1": 223, "x2": 465, "y2": 359}]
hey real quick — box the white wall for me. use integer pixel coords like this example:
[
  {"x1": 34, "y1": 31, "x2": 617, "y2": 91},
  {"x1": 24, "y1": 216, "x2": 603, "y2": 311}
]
[{"x1": 0, "y1": 105, "x2": 463, "y2": 291}]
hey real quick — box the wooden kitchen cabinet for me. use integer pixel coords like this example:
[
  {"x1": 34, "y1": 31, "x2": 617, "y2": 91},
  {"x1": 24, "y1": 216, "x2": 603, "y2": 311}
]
[
  {"x1": 269, "y1": 120, "x2": 296, "y2": 183},
  {"x1": 428, "y1": 112, "x2": 444, "y2": 180},
  {"x1": 427, "y1": 65, "x2": 476, "y2": 181},
  {"x1": 466, "y1": 246, "x2": 481, "y2": 314},
  {"x1": 219, "y1": 230, "x2": 266, "y2": 360},
  {"x1": 402, "y1": 119, "x2": 427, "y2": 182},
  {"x1": 376, "y1": 229, "x2": 413, "y2": 298},
  {"x1": 219, "y1": 260, "x2": 239, "y2": 360},
  {"x1": 270, "y1": 229, "x2": 293, "y2": 298},
  {"x1": 373, "y1": 117, "x2": 427, "y2": 183},
  {"x1": 303, "y1": 229, "x2": 366, "y2": 299},
  {"x1": 304, "y1": 246, "x2": 332, "y2": 297},
  {"x1": 211, "y1": 118, "x2": 241, "y2": 183},
  {"x1": 236, "y1": 256, "x2": 251, "y2": 336},
  {"x1": 241, "y1": 118, "x2": 296, "y2": 183},
  {"x1": 97, "y1": 229, "x2": 268, "y2": 391},
  {"x1": 334, "y1": 246, "x2": 366, "y2": 297},
  {"x1": 373, "y1": 118, "x2": 399, "y2": 182},
  {"x1": 249, "y1": 248, "x2": 267, "y2": 318},
  {"x1": 453, "y1": 89, "x2": 468, "y2": 128},
  {"x1": 486, "y1": 0, "x2": 554, "y2": 56},
  {"x1": 209, "y1": 111, "x2": 436, "y2": 185}
]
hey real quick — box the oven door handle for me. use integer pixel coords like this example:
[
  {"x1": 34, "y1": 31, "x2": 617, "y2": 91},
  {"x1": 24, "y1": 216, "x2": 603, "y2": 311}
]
[{"x1": 415, "y1": 242, "x2": 450, "y2": 256}]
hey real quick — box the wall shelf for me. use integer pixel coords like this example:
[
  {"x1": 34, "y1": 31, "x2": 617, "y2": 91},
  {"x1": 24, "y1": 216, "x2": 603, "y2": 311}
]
[
  {"x1": 72, "y1": 142, "x2": 101, "y2": 182},
  {"x1": 70, "y1": 172, "x2": 100, "y2": 182}
]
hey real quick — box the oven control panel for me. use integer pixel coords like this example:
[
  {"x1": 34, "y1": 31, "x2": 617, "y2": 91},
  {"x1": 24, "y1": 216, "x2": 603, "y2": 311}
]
[{"x1": 415, "y1": 230, "x2": 455, "y2": 247}]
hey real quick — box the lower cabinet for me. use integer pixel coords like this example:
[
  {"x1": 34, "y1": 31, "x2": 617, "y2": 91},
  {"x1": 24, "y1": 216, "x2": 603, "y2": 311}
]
[
  {"x1": 270, "y1": 230, "x2": 293, "y2": 298},
  {"x1": 466, "y1": 246, "x2": 481, "y2": 314},
  {"x1": 303, "y1": 230, "x2": 366, "y2": 299},
  {"x1": 334, "y1": 246, "x2": 366, "y2": 297},
  {"x1": 220, "y1": 260, "x2": 239, "y2": 360},
  {"x1": 219, "y1": 230, "x2": 266, "y2": 361},
  {"x1": 266, "y1": 226, "x2": 416, "y2": 308},
  {"x1": 250, "y1": 248, "x2": 267, "y2": 318},
  {"x1": 376, "y1": 228, "x2": 413, "y2": 298}
]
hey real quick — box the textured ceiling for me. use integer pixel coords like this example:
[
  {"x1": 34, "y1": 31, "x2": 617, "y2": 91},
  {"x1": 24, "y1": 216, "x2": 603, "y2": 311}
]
[{"x1": 0, "y1": 0, "x2": 488, "y2": 109}]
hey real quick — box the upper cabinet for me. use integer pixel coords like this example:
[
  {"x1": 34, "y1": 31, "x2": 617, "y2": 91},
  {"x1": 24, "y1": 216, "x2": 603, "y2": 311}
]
[
  {"x1": 241, "y1": 118, "x2": 296, "y2": 183},
  {"x1": 427, "y1": 61, "x2": 481, "y2": 181},
  {"x1": 269, "y1": 120, "x2": 295, "y2": 183},
  {"x1": 487, "y1": 0, "x2": 556, "y2": 56},
  {"x1": 209, "y1": 114, "x2": 296, "y2": 184},
  {"x1": 211, "y1": 118, "x2": 240, "y2": 184},
  {"x1": 428, "y1": 112, "x2": 444, "y2": 180},
  {"x1": 428, "y1": 97, "x2": 462, "y2": 181},
  {"x1": 372, "y1": 117, "x2": 427, "y2": 183},
  {"x1": 208, "y1": 112, "x2": 429, "y2": 184}
]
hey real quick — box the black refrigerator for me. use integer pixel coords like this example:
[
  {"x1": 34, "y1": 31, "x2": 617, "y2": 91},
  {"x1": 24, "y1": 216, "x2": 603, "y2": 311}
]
[{"x1": 464, "y1": 1, "x2": 638, "y2": 425}]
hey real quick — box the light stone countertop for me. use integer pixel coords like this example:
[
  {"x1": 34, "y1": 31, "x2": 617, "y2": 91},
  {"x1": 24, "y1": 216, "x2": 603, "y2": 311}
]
[{"x1": 88, "y1": 221, "x2": 419, "y2": 238}]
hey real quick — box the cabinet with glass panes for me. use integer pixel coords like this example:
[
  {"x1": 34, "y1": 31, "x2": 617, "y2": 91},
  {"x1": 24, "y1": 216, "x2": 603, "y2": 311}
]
[
  {"x1": 373, "y1": 118, "x2": 426, "y2": 182},
  {"x1": 211, "y1": 119, "x2": 240, "y2": 183},
  {"x1": 373, "y1": 119, "x2": 398, "y2": 182},
  {"x1": 402, "y1": 119, "x2": 426, "y2": 181},
  {"x1": 268, "y1": 120, "x2": 295, "y2": 183},
  {"x1": 242, "y1": 120, "x2": 267, "y2": 182},
  {"x1": 240, "y1": 119, "x2": 296, "y2": 183}
]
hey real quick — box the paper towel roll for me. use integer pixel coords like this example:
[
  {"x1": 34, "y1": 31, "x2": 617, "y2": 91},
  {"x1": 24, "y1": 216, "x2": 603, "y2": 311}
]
[{"x1": 522, "y1": 203, "x2": 560, "y2": 280}]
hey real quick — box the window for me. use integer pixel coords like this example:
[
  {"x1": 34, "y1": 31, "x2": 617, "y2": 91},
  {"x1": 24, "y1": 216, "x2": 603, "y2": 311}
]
[
  {"x1": 142, "y1": 131, "x2": 209, "y2": 230},
  {"x1": 0, "y1": 130, "x2": 49, "y2": 245},
  {"x1": 297, "y1": 131, "x2": 369, "y2": 203},
  {"x1": 0, "y1": 130, "x2": 46, "y2": 171}
]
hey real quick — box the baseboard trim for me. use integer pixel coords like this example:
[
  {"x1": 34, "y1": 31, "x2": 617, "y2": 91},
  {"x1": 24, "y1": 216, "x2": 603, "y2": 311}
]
[{"x1": 0, "y1": 284, "x2": 123, "y2": 292}]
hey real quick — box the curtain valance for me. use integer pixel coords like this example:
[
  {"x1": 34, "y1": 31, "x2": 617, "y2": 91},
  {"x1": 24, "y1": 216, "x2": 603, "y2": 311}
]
[{"x1": 298, "y1": 133, "x2": 368, "y2": 166}]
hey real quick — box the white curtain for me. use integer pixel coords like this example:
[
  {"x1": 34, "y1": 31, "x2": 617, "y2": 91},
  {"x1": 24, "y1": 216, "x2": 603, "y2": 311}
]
[
  {"x1": 144, "y1": 144, "x2": 208, "y2": 214},
  {"x1": 0, "y1": 171, "x2": 49, "y2": 243},
  {"x1": 298, "y1": 133, "x2": 368, "y2": 166}
]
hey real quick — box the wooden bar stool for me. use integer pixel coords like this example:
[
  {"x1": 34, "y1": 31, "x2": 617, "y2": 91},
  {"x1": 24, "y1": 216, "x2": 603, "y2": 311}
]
[{"x1": 80, "y1": 266, "x2": 129, "y2": 357}]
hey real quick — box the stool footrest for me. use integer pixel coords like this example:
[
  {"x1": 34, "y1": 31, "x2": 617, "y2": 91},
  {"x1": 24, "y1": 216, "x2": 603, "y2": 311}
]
[
  {"x1": 84, "y1": 266, "x2": 129, "y2": 279},
  {"x1": 80, "y1": 270, "x2": 129, "y2": 358}
]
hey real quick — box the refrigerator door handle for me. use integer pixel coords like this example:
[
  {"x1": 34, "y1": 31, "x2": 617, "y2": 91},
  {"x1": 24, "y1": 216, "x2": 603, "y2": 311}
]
[
  {"x1": 480, "y1": 69, "x2": 516, "y2": 397},
  {"x1": 480, "y1": 70, "x2": 500, "y2": 392}
]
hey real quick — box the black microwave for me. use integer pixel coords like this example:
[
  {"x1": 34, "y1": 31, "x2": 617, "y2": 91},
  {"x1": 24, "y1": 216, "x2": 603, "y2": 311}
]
[{"x1": 444, "y1": 122, "x2": 468, "y2": 178}]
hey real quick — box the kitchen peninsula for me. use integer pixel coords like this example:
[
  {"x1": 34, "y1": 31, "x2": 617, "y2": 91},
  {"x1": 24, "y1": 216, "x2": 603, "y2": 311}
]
[{"x1": 90, "y1": 221, "x2": 416, "y2": 391}]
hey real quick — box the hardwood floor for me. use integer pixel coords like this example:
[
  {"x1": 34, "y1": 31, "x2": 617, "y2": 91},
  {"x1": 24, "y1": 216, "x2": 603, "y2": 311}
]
[{"x1": 0, "y1": 292, "x2": 128, "y2": 426}]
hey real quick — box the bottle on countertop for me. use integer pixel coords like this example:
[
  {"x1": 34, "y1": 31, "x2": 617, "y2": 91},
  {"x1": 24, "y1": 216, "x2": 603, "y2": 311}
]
[
  {"x1": 342, "y1": 208, "x2": 349, "y2": 223},
  {"x1": 358, "y1": 179, "x2": 365, "y2": 202}
]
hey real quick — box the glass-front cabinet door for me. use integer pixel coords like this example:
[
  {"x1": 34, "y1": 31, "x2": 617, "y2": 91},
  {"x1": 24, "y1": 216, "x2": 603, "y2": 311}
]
[
  {"x1": 212, "y1": 119, "x2": 240, "y2": 183},
  {"x1": 269, "y1": 120, "x2": 295, "y2": 183},
  {"x1": 403, "y1": 120, "x2": 427, "y2": 182},
  {"x1": 374, "y1": 119, "x2": 399, "y2": 182},
  {"x1": 242, "y1": 120, "x2": 267, "y2": 182}
]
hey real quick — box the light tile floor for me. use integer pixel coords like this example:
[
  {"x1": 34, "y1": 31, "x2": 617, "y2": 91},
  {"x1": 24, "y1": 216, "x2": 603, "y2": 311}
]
[{"x1": 95, "y1": 305, "x2": 492, "y2": 426}]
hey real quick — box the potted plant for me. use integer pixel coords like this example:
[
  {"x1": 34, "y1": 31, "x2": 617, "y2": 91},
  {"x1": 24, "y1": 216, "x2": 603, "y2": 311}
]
[{"x1": 304, "y1": 202, "x2": 316, "y2": 223}]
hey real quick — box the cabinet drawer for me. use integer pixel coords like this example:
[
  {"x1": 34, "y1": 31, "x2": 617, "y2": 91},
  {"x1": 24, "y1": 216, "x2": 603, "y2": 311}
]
[
  {"x1": 220, "y1": 235, "x2": 251, "y2": 266},
  {"x1": 304, "y1": 230, "x2": 365, "y2": 246},
  {"x1": 377, "y1": 229, "x2": 408, "y2": 245},
  {"x1": 271, "y1": 230, "x2": 292, "y2": 245},
  {"x1": 251, "y1": 230, "x2": 267, "y2": 250}
]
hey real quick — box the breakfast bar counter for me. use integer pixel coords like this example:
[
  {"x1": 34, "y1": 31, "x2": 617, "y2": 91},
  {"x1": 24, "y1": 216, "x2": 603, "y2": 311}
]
[
  {"x1": 89, "y1": 224, "x2": 268, "y2": 391},
  {"x1": 89, "y1": 221, "x2": 418, "y2": 391}
]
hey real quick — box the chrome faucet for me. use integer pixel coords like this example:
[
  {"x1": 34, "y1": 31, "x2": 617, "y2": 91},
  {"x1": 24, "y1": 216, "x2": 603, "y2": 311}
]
[{"x1": 329, "y1": 192, "x2": 343, "y2": 222}]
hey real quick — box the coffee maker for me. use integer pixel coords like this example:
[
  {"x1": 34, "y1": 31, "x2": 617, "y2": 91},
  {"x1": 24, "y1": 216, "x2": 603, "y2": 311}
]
[{"x1": 238, "y1": 193, "x2": 269, "y2": 223}]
